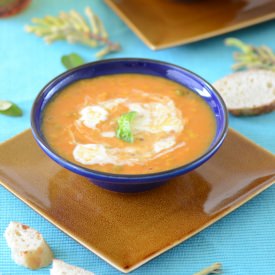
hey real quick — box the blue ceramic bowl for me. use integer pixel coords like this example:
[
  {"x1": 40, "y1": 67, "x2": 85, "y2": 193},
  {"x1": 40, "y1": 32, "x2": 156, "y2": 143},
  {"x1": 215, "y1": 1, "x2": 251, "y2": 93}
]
[{"x1": 31, "y1": 58, "x2": 228, "y2": 193}]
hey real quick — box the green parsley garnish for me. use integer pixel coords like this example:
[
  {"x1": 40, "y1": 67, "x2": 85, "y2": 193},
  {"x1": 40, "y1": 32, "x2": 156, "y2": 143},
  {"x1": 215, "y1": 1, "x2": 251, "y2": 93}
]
[{"x1": 116, "y1": 111, "x2": 137, "y2": 143}]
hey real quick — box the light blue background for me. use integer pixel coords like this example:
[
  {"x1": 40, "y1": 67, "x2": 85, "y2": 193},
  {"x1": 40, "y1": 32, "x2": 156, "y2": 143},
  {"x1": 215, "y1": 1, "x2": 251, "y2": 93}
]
[{"x1": 0, "y1": 1, "x2": 274, "y2": 274}]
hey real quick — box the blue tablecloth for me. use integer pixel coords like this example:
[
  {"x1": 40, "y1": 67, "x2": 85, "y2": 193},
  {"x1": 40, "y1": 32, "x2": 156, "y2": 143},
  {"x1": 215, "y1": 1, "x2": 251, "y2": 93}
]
[{"x1": 0, "y1": 1, "x2": 274, "y2": 274}]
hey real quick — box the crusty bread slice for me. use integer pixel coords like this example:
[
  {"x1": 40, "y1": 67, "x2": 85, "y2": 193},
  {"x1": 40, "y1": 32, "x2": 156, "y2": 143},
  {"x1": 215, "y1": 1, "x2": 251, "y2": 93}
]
[
  {"x1": 4, "y1": 221, "x2": 53, "y2": 269},
  {"x1": 50, "y1": 259, "x2": 94, "y2": 275},
  {"x1": 213, "y1": 70, "x2": 275, "y2": 116}
]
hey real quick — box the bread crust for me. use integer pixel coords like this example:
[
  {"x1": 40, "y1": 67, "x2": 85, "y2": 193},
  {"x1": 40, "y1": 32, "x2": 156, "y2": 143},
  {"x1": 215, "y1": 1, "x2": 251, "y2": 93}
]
[{"x1": 229, "y1": 100, "x2": 275, "y2": 116}]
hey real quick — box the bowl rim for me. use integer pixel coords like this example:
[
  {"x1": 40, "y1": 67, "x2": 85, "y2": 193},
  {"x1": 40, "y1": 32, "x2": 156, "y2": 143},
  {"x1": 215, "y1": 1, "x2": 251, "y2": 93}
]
[{"x1": 31, "y1": 57, "x2": 228, "y2": 183}]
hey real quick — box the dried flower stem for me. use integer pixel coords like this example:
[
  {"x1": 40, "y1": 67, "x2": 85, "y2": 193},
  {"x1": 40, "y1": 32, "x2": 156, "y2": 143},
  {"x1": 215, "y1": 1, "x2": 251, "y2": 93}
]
[
  {"x1": 225, "y1": 38, "x2": 275, "y2": 71},
  {"x1": 85, "y1": 7, "x2": 99, "y2": 35},
  {"x1": 25, "y1": 7, "x2": 120, "y2": 58},
  {"x1": 193, "y1": 263, "x2": 222, "y2": 275}
]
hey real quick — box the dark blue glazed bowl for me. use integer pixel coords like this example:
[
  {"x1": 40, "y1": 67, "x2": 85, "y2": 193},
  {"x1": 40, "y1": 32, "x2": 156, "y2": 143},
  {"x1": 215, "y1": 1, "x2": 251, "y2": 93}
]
[{"x1": 31, "y1": 58, "x2": 228, "y2": 193}]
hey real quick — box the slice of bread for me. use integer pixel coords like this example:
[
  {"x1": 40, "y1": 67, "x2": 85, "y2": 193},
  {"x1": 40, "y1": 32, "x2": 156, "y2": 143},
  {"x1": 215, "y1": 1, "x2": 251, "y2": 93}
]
[
  {"x1": 4, "y1": 221, "x2": 53, "y2": 269},
  {"x1": 213, "y1": 70, "x2": 275, "y2": 116},
  {"x1": 50, "y1": 259, "x2": 94, "y2": 275}
]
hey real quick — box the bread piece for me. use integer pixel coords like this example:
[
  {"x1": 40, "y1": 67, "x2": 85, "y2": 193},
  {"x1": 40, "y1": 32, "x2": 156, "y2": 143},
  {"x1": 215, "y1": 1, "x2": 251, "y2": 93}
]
[
  {"x1": 50, "y1": 259, "x2": 94, "y2": 275},
  {"x1": 213, "y1": 70, "x2": 275, "y2": 116},
  {"x1": 4, "y1": 221, "x2": 53, "y2": 269}
]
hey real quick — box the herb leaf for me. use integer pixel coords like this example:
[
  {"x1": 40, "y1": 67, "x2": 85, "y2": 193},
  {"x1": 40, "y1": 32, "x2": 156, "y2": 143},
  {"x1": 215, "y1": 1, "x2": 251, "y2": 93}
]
[
  {"x1": 0, "y1": 100, "x2": 12, "y2": 111},
  {"x1": 116, "y1": 111, "x2": 137, "y2": 143},
  {"x1": 0, "y1": 100, "x2": 23, "y2": 116},
  {"x1": 61, "y1": 53, "x2": 85, "y2": 70}
]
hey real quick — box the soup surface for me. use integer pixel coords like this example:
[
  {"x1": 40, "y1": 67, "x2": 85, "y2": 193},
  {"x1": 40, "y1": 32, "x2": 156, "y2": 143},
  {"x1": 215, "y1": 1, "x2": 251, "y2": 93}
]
[{"x1": 42, "y1": 74, "x2": 216, "y2": 174}]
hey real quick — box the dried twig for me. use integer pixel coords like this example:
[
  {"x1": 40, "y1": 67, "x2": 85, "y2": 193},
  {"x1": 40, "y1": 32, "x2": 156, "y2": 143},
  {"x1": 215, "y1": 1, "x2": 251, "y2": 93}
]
[
  {"x1": 25, "y1": 7, "x2": 121, "y2": 58},
  {"x1": 193, "y1": 263, "x2": 222, "y2": 275},
  {"x1": 225, "y1": 38, "x2": 275, "y2": 71}
]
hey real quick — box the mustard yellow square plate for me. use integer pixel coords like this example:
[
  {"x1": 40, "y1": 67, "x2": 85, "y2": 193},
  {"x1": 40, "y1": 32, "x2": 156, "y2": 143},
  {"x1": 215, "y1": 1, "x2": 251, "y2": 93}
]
[
  {"x1": 0, "y1": 129, "x2": 274, "y2": 273},
  {"x1": 105, "y1": 0, "x2": 275, "y2": 50}
]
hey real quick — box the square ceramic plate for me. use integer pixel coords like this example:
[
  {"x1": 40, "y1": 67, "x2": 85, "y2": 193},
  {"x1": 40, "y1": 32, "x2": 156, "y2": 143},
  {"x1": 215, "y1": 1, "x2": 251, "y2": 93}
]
[
  {"x1": 0, "y1": 129, "x2": 274, "y2": 273},
  {"x1": 105, "y1": 0, "x2": 275, "y2": 50}
]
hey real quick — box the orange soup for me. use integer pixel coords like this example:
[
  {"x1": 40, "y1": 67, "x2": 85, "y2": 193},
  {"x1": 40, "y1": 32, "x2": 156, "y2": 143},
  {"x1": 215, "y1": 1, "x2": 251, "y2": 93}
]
[{"x1": 42, "y1": 74, "x2": 216, "y2": 174}]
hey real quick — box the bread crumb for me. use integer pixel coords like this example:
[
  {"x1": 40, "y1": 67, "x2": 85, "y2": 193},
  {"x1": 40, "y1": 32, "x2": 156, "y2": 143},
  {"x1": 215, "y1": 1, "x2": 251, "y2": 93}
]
[
  {"x1": 4, "y1": 221, "x2": 53, "y2": 270},
  {"x1": 50, "y1": 259, "x2": 95, "y2": 275}
]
